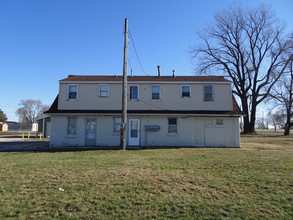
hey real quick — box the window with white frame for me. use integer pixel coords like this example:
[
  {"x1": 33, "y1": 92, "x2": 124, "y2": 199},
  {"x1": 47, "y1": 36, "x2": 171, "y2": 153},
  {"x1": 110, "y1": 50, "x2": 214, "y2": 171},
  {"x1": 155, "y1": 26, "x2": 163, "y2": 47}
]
[
  {"x1": 203, "y1": 85, "x2": 214, "y2": 101},
  {"x1": 181, "y1": 85, "x2": 191, "y2": 97},
  {"x1": 113, "y1": 117, "x2": 121, "y2": 132},
  {"x1": 168, "y1": 118, "x2": 177, "y2": 134},
  {"x1": 99, "y1": 85, "x2": 109, "y2": 97},
  {"x1": 130, "y1": 85, "x2": 139, "y2": 100},
  {"x1": 67, "y1": 117, "x2": 77, "y2": 135},
  {"x1": 151, "y1": 85, "x2": 160, "y2": 100},
  {"x1": 68, "y1": 85, "x2": 78, "y2": 100}
]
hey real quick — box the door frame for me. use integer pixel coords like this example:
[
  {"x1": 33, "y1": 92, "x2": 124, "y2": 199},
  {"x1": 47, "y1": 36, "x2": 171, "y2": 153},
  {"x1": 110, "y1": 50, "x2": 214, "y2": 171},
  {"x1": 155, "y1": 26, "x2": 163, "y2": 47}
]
[
  {"x1": 128, "y1": 118, "x2": 141, "y2": 146},
  {"x1": 85, "y1": 119, "x2": 97, "y2": 146}
]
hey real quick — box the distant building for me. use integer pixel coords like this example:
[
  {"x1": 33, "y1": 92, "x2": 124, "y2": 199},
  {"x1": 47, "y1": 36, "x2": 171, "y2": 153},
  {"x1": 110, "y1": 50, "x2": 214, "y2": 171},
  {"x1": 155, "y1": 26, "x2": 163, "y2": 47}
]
[
  {"x1": 0, "y1": 122, "x2": 8, "y2": 131},
  {"x1": 6, "y1": 121, "x2": 33, "y2": 131}
]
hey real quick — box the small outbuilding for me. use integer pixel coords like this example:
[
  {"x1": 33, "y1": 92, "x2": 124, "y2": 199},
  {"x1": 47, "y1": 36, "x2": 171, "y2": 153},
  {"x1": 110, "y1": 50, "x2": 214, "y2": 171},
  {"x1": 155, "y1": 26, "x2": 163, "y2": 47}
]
[{"x1": 0, "y1": 122, "x2": 8, "y2": 132}]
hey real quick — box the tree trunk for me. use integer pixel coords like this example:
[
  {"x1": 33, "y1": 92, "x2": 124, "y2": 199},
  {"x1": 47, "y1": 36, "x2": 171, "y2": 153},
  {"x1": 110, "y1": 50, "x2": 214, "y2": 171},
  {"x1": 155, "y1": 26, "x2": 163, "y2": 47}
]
[
  {"x1": 241, "y1": 97, "x2": 257, "y2": 134},
  {"x1": 284, "y1": 108, "x2": 292, "y2": 135},
  {"x1": 249, "y1": 102, "x2": 257, "y2": 134},
  {"x1": 284, "y1": 115, "x2": 292, "y2": 135},
  {"x1": 284, "y1": 124, "x2": 290, "y2": 135},
  {"x1": 244, "y1": 121, "x2": 256, "y2": 134},
  {"x1": 241, "y1": 97, "x2": 250, "y2": 134}
]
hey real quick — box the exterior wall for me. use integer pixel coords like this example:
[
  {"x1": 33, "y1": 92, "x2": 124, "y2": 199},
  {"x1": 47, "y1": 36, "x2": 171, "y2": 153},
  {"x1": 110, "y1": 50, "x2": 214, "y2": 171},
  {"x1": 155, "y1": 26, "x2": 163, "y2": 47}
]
[
  {"x1": 58, "y1": 82, "x2": 232, "y2": 111},
  {"x1": 49, "y1": 115, "x2": 240, "y2": 148},
  {"x1": 50, "y1": 116, "x2": 85, "y2": 147}
]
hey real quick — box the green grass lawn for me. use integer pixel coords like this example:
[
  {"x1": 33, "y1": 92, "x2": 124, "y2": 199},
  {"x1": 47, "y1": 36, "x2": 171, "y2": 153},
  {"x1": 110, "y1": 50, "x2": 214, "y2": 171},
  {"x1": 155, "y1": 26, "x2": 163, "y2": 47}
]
[{"x1": 0, "y1": 146, "x2": 292, "y2": 219}]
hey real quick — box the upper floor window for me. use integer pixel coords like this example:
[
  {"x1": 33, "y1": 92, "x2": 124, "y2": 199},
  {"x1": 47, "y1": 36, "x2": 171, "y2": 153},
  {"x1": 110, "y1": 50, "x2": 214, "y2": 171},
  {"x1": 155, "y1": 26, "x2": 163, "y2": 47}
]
[
  {"x1": 130, "y1": 85, "x2": 139, "y2": 100},
  {"x1": 67, "y1": 117, "x2": 77, "y2": 135},
  {"x1": 203, "y1": 85, "x2": 214, "y2": 101},
  {"x1": 68, "y1": 85, "x2": 78, "y2": 100},
  {"x1": 181, "y1": 85, "x2": 191, "y2": 97},
  {"x1": 168, "y1": 118, "x2": 177, "y2": 134},
  {"x1": 151, "y1": 85, "x2": 160, "y2": 100},
  {"x1": 99, "y1": 85, "x2": 109, "y2": 97}
]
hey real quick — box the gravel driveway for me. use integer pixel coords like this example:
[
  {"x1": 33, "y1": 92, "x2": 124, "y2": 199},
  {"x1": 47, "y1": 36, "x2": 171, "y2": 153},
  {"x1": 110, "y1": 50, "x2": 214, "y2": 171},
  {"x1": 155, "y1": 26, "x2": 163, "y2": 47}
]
[{"x1": 0, "y1": 135, "x2": 50, "y2": 152}]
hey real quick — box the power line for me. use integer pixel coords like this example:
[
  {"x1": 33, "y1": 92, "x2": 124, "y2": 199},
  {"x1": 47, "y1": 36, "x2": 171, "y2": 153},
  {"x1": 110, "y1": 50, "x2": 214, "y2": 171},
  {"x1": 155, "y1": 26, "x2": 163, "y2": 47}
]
[
  {"x1": 0, "y1": 105, "x2": 18, "y2": 109},
  {"x1": 138, "y1": 99, "x2": 167, "y2": 111},
  {"x1": 128, "y1": 28, "x2": 147, "y2": 75}
]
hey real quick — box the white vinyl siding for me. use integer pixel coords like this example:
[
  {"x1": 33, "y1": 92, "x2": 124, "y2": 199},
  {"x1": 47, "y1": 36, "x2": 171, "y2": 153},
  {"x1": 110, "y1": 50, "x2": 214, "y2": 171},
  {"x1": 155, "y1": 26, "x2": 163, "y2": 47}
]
[{"x1": 49, "y1": 116, "x2": 240, "y2": 148}]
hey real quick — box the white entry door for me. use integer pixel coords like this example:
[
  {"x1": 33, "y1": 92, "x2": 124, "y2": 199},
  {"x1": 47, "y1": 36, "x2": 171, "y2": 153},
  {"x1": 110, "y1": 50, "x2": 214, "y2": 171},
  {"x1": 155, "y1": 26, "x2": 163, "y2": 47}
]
[{"x1": 128, "y1": 119, "x2": 140, "y2": 146}]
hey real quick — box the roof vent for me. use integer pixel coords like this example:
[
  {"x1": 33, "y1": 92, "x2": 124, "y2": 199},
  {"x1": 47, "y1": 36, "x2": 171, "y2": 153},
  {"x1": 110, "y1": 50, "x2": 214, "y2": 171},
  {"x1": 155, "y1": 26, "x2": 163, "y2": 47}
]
[
  {"x1": 172, "y1": 70, "x2": 176, "y2": 78},
  {"x1": 157, "y1": 65, "x2": 161, "y2": 77}
]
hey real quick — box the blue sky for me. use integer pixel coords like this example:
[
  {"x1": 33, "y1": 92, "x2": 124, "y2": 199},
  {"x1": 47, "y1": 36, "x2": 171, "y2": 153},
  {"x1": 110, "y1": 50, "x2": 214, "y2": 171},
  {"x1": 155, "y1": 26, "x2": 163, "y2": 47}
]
[{"x1": 0, "y1": 0, "x2": 292, "y2": 121}]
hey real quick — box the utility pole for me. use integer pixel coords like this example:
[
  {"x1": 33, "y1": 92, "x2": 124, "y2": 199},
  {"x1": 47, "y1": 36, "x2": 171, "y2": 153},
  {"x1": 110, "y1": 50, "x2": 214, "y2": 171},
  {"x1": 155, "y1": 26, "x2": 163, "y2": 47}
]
[{"x1": 120, "y1": 18, "x2": 128, "y2": 150}]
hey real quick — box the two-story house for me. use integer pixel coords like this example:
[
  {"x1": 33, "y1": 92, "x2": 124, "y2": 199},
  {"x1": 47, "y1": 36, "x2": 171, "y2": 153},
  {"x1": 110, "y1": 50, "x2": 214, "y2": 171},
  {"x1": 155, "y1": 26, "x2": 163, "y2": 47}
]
[{"x1": 46, "y1": 75, "x2": 243, "y2": 148}]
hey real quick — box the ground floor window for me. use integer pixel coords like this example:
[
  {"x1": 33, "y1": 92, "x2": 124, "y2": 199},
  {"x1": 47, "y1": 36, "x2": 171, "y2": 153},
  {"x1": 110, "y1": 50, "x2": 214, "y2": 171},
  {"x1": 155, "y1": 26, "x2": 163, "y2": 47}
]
[
  {"x1": 168, "y1": 118, "x2": 177, "y2": 133},
  {"x1": 113, "y1": 117, "x2": 121, "y2": 133},
  {"x1": 216, "y1": 119, "x2": 224, "y2": 126},
  {"x1": 67, "y1": 117, "x2": 76, "y2": 135}
]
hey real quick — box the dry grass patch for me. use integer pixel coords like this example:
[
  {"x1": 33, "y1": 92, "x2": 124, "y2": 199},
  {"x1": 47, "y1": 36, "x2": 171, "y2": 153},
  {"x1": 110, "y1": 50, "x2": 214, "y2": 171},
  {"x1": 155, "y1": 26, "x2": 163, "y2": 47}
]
[
  {"x1": 0, "y1": 148, "x2": 292, "y2": 219},
  {"x1": 241, "y1": 132, "x2": 293, "y2": 150}
]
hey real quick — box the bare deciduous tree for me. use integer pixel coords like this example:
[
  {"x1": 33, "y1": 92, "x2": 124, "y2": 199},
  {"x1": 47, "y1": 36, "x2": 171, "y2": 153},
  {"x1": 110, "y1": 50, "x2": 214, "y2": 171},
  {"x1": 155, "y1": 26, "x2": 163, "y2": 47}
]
[
  {"x1": 269, "y1": 49, "x2": 293, "y2": 135},
  {"x1": 267, "y1": 111, "x2": 286, "y2": 132},
  {"x1": 191, "y1": 4, "x2": 292, "y2": 134},
  {"x1": 16, "y1": 99, "x2": 49, "y2": 124},
  {"x1": 256, "y1": 118, "x2": 268, "y2": 130}
]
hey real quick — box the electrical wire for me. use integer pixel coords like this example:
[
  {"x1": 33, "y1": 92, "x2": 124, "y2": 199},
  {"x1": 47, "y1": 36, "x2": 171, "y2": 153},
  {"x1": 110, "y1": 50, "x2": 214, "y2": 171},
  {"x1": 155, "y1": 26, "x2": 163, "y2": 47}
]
[
  {"x1": 0, "y1": 105, "x2": 18, "y2": 108},
  {"x1": 138, "y1": 99, "x2": 167, "y2": 110},
  {"x1": 128, "y1": 28, "x2": 148, "y2": 75}
]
